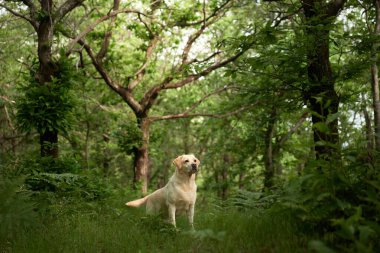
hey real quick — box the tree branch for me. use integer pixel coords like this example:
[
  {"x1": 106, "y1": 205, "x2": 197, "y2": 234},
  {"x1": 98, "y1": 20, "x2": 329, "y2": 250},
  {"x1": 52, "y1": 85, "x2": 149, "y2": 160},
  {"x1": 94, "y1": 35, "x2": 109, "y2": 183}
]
[
  {"x1": 276, "y1": 112, "x2": 309, "y2": 149},
  {"x1": 327, "y1": 0, "x2": 347, "y2": 17},
  {"x1": 180, "y1": 5, "x2": 227, "y2": 67},
  {"x1": 96, "y1": 0, "x2": 120, "y2": 61},
  {"x1": 183, "y1": 85, "x2": 240, "y2": 114},
  {"x1": 165, "y1": 45, "x2": 252, "y2": 90},
  {"x1": 149, "y1": 102, "x2": 257, "y2": 122},
  {"x1": 140, "y1": 41, "x2": 253, "y2": 113},
  {"x1": 78, "y1": 39, "x2": 143, "y2": 114},
  {"x1": 55, "y1": 0, "x2": 85, "y2": 22},
  {"x1": 128, "y1": 35, "x2": 159, "y2": 91},
  {"x1": 171, "y1": 0, "x2": 232, "y2": 27},
  {"x1": 66, "y1": 8, "x2": 150, "y2": 55},
  {"x1": 0, "y1": 3, "x2": 38, "y2": 30}
]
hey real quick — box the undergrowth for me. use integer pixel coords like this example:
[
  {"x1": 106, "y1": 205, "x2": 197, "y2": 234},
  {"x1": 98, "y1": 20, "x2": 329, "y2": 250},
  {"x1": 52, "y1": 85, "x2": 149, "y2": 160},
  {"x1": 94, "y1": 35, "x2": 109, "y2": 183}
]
[
  {"x1": 2, "y1": 194, "x2": 307, "y2": 253},
  {"x1": 0, "y1": 156, "x2": 306, "y2": 253},
  {"x1": 1, "y1": 154, "x2": 378, "y2": 253}
]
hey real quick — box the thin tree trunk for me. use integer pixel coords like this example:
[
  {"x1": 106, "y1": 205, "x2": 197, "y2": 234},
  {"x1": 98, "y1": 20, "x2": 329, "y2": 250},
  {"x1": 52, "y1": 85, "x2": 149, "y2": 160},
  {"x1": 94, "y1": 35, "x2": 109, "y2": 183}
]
[
  {"x1": 363, "y1": 97, "x2": 374, "y2": 163},
  {"x1": 220, "y1": 154, "x2": 229, "y2": 200},
  {"x1": 371, "y1": 0, "x2": 380, "y2": 153},
  {"x1": 263, "y1": 107, "x2": 277, "y2": 189},
  {"x1": 84, "y1": 120, "x2": 90, "y2": 169}
]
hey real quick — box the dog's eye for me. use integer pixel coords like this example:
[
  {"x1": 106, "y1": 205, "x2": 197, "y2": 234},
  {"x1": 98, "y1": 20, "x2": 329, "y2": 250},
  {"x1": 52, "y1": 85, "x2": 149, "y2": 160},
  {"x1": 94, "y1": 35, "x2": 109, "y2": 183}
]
[{"x1": 184, "y1": 160, "x2": 189, "y2": 163}]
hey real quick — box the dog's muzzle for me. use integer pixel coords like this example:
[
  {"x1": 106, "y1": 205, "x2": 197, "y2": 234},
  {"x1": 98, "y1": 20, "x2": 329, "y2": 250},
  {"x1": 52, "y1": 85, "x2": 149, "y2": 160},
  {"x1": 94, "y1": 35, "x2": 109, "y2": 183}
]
[{"x1": 191, "y1": 164, "x2": 198, "y2": 173}]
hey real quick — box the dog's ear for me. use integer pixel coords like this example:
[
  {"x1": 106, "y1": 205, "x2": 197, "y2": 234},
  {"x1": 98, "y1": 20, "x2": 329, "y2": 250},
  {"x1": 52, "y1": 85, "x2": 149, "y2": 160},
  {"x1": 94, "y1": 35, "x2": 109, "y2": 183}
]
[{"x1": 172, "y1": 155, "x2": 183, "y2": 169}]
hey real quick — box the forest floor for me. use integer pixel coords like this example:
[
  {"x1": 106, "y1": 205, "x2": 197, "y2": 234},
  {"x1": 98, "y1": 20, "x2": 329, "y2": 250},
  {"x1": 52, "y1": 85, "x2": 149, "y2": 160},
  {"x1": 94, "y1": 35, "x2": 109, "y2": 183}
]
[{"x1": 5, "y1": 194, "x2": 310, "y2": 253}]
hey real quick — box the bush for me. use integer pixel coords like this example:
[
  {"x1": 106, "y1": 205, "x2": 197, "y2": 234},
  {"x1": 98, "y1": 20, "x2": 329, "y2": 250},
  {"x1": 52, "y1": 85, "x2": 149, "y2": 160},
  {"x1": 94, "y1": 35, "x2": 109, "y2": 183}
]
[{"x1": 278, "y1": 160, "x2": 380, "y2": 253}]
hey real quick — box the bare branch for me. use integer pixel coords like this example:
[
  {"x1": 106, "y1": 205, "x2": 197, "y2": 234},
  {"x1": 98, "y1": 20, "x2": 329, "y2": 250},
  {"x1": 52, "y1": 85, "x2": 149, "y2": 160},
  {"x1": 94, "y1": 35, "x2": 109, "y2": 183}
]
[
  {"x1": 172, "y1": 0, "x2": 232, "y2": 27},
  {"x1": 272, "y1": 7, "x2": 302, "y2": 28},
  {"x1": 138, "y1": 13, "x2": 154, "y2": 37},
  {"x1": 149, "y1": 102, "x2": 257, "y2": 122},
  {"x1": 128, "y1": 36, "x2": 159, "y2": 91},
  {"x1": 55, "y1": 0, "x2": 85, "y2": 22},
  {"x1": 66, "y1": 8, "x2": 151, "y2": 55},
  {"x1": 96, "y1": 0, "x2": 120, "y2": 61},
  {"x1": 277, "y1": 112, "x2": 309, "y2": 148},
  {"x1": 21, "y1": 0, "x2": 38, "y2": 26},
  {"x1": 181, "y1": 26, "x2": 206, "y2": 65},
  {"x1": 186, "y1": 51, "x2": 222, "y2": 65},
  {"x1": 180, "y1": 7, "x2": 227, "y2": 67},
  {"x1": 0, "y1": 3, "x2": 38, "y2": 30},
  {"x1": 78, "y1": 39, "x2": 143, "y2": 114},
  {"x1": 140, "y1": 41, "x2": 253, "y2": 113},
  {"x1": 183, "y1": 85, "x2": 240, "y2": 114},
  {"x1": 165, "y1": 46, "x2": 252, "y2": 90}
]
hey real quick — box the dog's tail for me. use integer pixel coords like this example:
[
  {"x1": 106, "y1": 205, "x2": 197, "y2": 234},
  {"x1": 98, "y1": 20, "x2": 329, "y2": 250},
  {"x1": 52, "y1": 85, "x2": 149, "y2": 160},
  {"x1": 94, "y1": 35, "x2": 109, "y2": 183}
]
[{"x1": 126, "y1": 196, "x2": 149, "y2": 207}]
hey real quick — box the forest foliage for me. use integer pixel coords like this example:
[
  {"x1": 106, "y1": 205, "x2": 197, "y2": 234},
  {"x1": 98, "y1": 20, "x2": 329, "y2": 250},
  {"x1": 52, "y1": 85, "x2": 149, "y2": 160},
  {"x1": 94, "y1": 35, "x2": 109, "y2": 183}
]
[{"x1": 0, "y1": 0, "x2": 380, "y2": 252}]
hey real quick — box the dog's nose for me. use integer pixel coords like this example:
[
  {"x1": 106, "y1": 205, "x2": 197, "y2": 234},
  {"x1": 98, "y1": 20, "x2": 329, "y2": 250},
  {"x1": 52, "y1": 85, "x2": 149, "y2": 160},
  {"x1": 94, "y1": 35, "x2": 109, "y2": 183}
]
[{"x1": 191, "y1": 164, "x2": 197, "y2": 171}]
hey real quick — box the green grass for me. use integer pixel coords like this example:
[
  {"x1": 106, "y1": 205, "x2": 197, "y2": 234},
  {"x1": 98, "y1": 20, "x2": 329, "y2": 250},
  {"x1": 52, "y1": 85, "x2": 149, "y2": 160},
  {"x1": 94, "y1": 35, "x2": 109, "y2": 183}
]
[{"x1": 4, "y1": 196, "x2": 308, "y2": 253}]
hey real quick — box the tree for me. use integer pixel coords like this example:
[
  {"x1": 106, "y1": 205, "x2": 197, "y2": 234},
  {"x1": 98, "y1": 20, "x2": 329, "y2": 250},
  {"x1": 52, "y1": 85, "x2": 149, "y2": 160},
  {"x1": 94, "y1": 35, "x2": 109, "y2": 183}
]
[
  {"x1": 300, "y1": 0, "x2": 346, "y2": 160},
  {"x1": 0, "y1": 0, "x2": 85, "y2": 158},
  {"x1": 68, "y1": 0, "x2": 255, "y2": 193},
  {"x1": 369, "y1": 0, "x2": 380, "y2": 155}
]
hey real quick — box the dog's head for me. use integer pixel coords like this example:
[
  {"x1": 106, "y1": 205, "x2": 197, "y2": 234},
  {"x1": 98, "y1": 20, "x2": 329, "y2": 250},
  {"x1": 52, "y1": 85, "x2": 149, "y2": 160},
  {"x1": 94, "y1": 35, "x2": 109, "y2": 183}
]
[{"x1": 173, "y1": 154, "x2": 200, "y2": 175}]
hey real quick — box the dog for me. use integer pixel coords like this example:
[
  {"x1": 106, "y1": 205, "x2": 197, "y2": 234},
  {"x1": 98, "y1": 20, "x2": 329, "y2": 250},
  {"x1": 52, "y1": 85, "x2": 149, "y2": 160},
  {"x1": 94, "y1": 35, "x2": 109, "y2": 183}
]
[{"x1": 126, "y1": 154, "x2": 200, "y2": 229}]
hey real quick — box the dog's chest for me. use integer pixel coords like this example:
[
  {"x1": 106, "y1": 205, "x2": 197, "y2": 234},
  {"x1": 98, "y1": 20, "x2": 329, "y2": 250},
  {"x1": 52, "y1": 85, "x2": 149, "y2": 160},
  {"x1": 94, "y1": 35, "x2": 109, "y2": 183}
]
[
  {"x1": 169, "y1": 185, "x2": 196, "y2": 211},
  {"x1": 175, "y1": 192, "x2": 195, "y2": 213}
]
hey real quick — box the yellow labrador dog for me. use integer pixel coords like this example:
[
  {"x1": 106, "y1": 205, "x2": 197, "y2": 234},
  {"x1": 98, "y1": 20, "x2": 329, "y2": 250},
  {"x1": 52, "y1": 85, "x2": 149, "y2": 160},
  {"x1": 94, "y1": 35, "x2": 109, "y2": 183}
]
[{"x1": 126, "y1": 154, "x2": 200, "y2": 229}]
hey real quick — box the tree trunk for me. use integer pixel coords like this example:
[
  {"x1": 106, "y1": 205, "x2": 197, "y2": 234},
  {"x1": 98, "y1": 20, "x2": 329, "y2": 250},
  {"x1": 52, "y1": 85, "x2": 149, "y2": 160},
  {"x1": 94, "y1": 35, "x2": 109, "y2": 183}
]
[
  {"x1": 302, "y1": 0, "x2": 341, "y2": 160},
  {"x1": 40, "y1": 128, "x2": 58, "y2": 158},
  {"x1": 220, "y1": 154, "x2": 229, "y2": 200},
  {"x1": 37, "y1": 0, "x2": 59, "y2": 158},
  {"x1": 133, "y1": 117, "x2": 150, "y2": 194},
  {"x1": 263, "y1": 107, "x2": 277, "y2": 189},
  {"x1": 371, "y1": 0, "x2": 380, "y2": 154},
  {"x1": 362, "y1": 98, "x2": 374, "y2": 163}
]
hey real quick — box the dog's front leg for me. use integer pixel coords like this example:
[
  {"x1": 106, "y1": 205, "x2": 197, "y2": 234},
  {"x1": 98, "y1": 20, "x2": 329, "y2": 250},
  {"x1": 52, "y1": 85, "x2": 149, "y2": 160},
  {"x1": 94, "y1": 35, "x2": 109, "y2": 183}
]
[
  {"x1": 187, "y1": 204, "x2": 195, "y2": 230},
  {"x1": 168, "y1": 204, "x2": 176, "y2": 227}
]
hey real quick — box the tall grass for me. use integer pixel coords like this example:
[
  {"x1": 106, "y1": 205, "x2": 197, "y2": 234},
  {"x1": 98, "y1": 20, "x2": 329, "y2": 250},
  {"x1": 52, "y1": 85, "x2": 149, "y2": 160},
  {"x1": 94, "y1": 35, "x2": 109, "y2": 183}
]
[{"x1": 7, "y1": 195, "x2": 307, "y2": 253}]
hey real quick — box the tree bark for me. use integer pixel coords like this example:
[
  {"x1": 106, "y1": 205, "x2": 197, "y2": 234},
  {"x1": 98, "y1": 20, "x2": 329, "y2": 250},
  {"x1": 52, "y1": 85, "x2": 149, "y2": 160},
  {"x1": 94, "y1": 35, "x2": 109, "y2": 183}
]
[
  {"x1": 36, "y1": 0, "x2": 59, "y2": 158},
  {"x1": 371, "y1": 0, "x2": 380, "y2": 154},
  {"x1": 133, "y1": 116, "x2": 151, "y2": 194},
  {"x1": 301, "y1": 0, "x2": 345, "y2": 160}
]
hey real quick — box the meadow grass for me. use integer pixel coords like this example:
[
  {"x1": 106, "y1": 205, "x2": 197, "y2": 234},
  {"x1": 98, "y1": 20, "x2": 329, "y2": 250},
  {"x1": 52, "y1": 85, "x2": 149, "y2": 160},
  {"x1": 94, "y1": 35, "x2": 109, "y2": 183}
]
[{"x1": 7, "y1": 196, "x2": 308, "y2": 253}]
